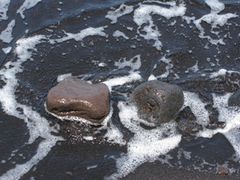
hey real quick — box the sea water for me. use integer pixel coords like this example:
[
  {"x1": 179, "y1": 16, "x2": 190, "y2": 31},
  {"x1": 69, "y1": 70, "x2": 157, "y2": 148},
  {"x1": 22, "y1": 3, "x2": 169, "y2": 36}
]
[{"x1": 0, "y1": 0, "x2": 240, "y2": 179}]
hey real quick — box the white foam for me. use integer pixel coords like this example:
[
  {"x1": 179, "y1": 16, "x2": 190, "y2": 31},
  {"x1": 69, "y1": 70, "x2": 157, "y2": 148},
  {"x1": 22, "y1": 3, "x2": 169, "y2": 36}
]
[
  {"x1": 158, "y1": 56, "x2": 173, "y2": 78},
  {"x1": 210, "y1": 68, "x2": 239, "y2": 78},
  {"x1": 105, "y1": 102, "x2": 181, "y2": 179},
  {"x1": 52, "y1": 27, "x2": 107, "y2": 43},
  {"x1": 210, "y1": 68, "x2": 227, "y2": 78},
  {"x1": 0, "y1": 35, "x2": 61, "y2": 180},
  {"x1": 114, "y1": 55, "x2": 141, "y2": 72},
  {"x1": 98, "y1": 62, "x2": 107, "y2": 67},
  {"x1": 184, "y1": 91, "x2": 209, "y2": 126},
  {"x1": 153, "y1": 56, "x2": 179, "y2": 79},
  {"x1": 45, "y1": 102, "x2": 113, "y2": 127},
  {"x1": 2, "y1": 47, "x2": 12, "y2": 54},
  {"x1": 0, "y1": 0, "x2": 11, "y2": 20},
  {"x1": 186, "y1": 61, "x2": 199, "y2": 73},
  {"x1": 134, "y1": 3, "x2": 186, "y2": 25},
  {"x1": 86, "y1": 164, "x2": 98, "y2": 170},
  {"x1": 106, "y1": 4, "x2": 133, "y2": 24},
  {"x1": 102, "y1": 72, "x2": 142, "y2": 91},
  {"x1": 0, "y1": 20, "x2": 15, "y2": 43},
  {"x1": 198, "y1": 93, "x2": 240, "y2": 157},
  {"x1": 57, "y1": 73, "x2": 72, "y2": 82},
  {"x1": 205, "y1": 0, "x2": 225, "y2": 13},
  {"x1": 113, "y1": 30, "x2": 129, "y2": 39},
  {"x1": 104, "y1": 121, "x2": 126, "y2": 146},
  {"x1": 83, "y1": 136, "x2": 94, "y2": 141},
  {"x1": 183, "y1": 16, "x2": 195, "y2": 24},
  {"x1": 193, "y1": 0, "x2": 238, "y2": 45},
  {"x1": 148, "y1": 74, "x2": 157, "y2": 81},
  {"x1": 133, "y1": 3, "x2": 186, "y2": 50},
  {"x1": 17, "y1": 0, "x2": 42, "y2": 19}
]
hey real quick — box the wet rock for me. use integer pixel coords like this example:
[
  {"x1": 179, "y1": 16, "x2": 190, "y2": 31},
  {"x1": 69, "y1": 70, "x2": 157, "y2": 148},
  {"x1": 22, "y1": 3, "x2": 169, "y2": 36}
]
[
  {"x1": 131, "y1": 80, "x2": 184, "y2": 126},
  {"x1": 204, "y1": 104, "x2": 226, "y2": 129},
  {"x1": 176, "y1": 106, "x2": 203, "y2": 135},
  {"x1": 182, "y1": 133, "x2": 235, "y2": 164},
  {"x1": 228, "y1": 90, "x2": 240, "y2": 107},
  {"x1": 46, "y1": 77, "x2": 110, "y2": 125},
  {"x1": 217, "y1": 165, "x2": 229, "y2": 176}
]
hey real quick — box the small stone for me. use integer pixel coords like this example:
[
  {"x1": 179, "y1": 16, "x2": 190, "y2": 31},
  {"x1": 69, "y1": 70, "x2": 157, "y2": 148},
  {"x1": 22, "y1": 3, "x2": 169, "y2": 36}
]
[
  {"x1": 176, "y1": 106, "x2": 203, "y2": 135},
  {"x1": 65, "y1": 171, "x2": 73, "y2": 176},
  {"x1": 228, "y1": 90, "x2": 240, "y2": 107},
  {"x1": 46, "y1": 77, "x2": 110, "y2": 125},
  {"x1": 217, "y1": 165, "x2": 229, "y2": 176},
  {"x1": 131, "y1": 80, "x2": 184, "y2": 126}
]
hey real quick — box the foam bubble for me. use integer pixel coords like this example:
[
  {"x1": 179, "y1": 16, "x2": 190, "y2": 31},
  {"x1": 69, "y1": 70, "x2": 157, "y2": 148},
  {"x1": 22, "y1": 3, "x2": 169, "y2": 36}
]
[
  {"x1": 83, "y1": 136, "x2": 94, "y2": 141},
  {"x1": 205, "y1": 0, "x2": 225, "y2": 12},
  {"x1": 157, "y1": 56, "x2": 173, "y2": 78},
  {"x1": 104, "y1": 121, "x2": 126, "y2": 146},
  {"x1": 98, "y1": 62, "x2": 107, "y2": 67},
  {"x1": 210, "y1": 68, "x2": 239, "y2": 78},
  {"x1": 193, "y1": 0, "x2": 238, "y2": 45},
  {"x1": 45, "y1": 102, "x2": 113, "y2": 127},
  {"x1": 184, "y1": 91, "x2": 209, "y2": 126},
  {"x1": 102, "y1": 72, "x2": 142, "y2": 91},
  {"x1": 114, "y1": 55, "x2": 141, "y2": 72},
  {"x1": 113, "y1": 30, "x2": 129, "y2": 39},
  {"x1": 57, "y1": 73, "x2": 72, "y2": 82},
  {"x1": 185, "y1": 61, "x2": 199, "y2": 73},
  {"x1": 134, "y1": 3, "x2": 186, "y2": 25},
  {"x1": 148, "y1": 74, "x2": 157, "y2": 81},
  {"x1": 52, "y1": 27, "x2": 107, "y2": 43},
  {"x1": 86, "y1": 164, "x2": 98, "y2": 170},
  {"x1": 2, "y1": 47, "x2": 12, "y2": 54},
  {"x1": 0, "y1": 20, "x2": 15, "y2": 43},
  {"x1": 106, "y1": 4, "x2": 133, "y2": 24},
  {"x1": 133, "y1": 2, "x2": 186, "y2": 50},
  {"x1": 0, "y1": 0, "x2": 11, "y2": 20},
  {"x1": 210, "y1": 68, "x2": 227, "y2": 78},
  {"x1": 17, "y1": 0, "x2": 42, "y2": 19},
  {"x1": 182, "y1": 16, "x2": 195, "y2": 24},
  {"x1": 105, "y1": 101, "x2": 181, "y2": 179}
]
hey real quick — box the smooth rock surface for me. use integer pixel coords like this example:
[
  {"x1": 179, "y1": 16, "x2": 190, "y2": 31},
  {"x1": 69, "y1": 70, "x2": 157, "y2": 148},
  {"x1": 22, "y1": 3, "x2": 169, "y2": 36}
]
[
  {"x1": 131, "y1": 80, "x2": 184, "y2": 126},
  {"x1": 46, "y1": 78, "x2": 110, "y2": 124},
  {"x1": 228, "y1": 90, "x2": 240, "y2": 107}
]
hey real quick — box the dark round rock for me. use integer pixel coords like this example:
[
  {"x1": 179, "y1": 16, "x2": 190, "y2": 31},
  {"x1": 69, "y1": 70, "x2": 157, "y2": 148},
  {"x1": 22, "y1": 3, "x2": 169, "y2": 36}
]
[
  {"x1": 228, "y1": 90, "x2": 240, "y2": 107},
  {"x1": 46, "y1": 77, "x2": 110, "y2": 125},
  {"x1": 131, "y1": 80, "x2": 184, "y2": 126}
]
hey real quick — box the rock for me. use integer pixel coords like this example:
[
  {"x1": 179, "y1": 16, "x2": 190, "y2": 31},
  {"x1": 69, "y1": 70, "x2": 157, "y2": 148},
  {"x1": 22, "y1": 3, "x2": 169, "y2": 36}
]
[
  {"x1": 205, "y1": 104, "x2": 226, "y2": 129},
  {"x1": 217, "y1": 165, "x2": 229, "y2": 176},
  {"x1": 131, "y1": 80, "x2": 184, "y2": 126},
  {"x1": 176, "y1": 106, "x2": 203, "y2": 135},
  {"x1": 46, "y1": 77, "x2": 110, "y2": 125},
  {"x1": 228, "y1": 90, "x2": 240, "y2": 107}
]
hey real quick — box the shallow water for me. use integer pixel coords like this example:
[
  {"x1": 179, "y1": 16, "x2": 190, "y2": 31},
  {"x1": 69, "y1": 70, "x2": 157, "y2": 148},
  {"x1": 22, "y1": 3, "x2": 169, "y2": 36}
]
[{"x1": 0, "y1": 0, "x2": 240, "y2": 179}]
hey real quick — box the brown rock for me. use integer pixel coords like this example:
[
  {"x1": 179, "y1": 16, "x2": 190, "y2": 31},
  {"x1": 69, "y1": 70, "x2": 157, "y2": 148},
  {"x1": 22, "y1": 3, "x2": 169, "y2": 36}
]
[
  {"x1": 217, "y1": 165, "x2": 229, "y2": 176},
  {"x1": 46, "y1": 78, "x2": 110, "y2": 125}
]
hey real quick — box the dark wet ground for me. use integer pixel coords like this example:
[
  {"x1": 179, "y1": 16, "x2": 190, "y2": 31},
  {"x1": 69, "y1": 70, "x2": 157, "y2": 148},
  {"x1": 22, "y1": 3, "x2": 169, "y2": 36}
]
[{"x1": 0, "y1": 0, "x2": 240, "y2": 179}]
